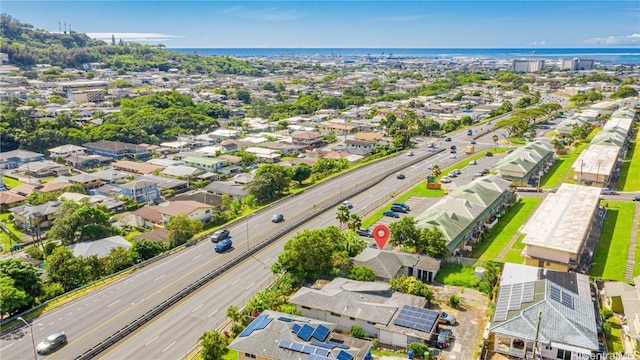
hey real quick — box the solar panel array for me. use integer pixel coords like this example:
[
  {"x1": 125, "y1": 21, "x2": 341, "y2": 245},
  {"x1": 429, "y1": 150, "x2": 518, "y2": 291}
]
[
  {"x1": 311, "y1": 340, "x2": 350, "y2": 350},
  {"x1": 312, "y1": 324, "x2": 330, "y2": 342},
  {"x1": 493, "y1": 281, "x2": 537, "y2": 322},
  {"x1": 337, "y1": 350, "x2": 354, "y2": 360},
  {"x1": 238, "y1": 314, "x2": 273, "y2": 337},
  {"x1": 549, "y1": 284, "x2": 575, "y2": 309},
  {"x1": 297, "y1": 324, "x2": 315, "y2": 341},
  {"x1": 289, "y1": 323, "x2": 331, "y2": 342},
  {"x1": 393, "y1": 305, "x2": 439, "y2": 333},
  {"x1": 278, "y1": 340, "x2": 330, "y2": 357},
  {"x1": 308, "y1": 355, "x2": 332, "y2": 360}
]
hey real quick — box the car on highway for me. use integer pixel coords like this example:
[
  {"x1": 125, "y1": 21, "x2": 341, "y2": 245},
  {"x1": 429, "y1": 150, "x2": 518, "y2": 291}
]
[
  {"x1": 356, "y1": 228, "x2": 373, "y2": 237},
  {"x1": 210, "y1": 229, "x2": 230, "y2": 243},
  {"x1": 36, "y1": 332, "x2": 67, "y2": 355},
  {"x1": 439, "y1": 311, "x2": 457, "y2": 325},
  {"x1": 485, "y1": 151, "x2": 493, "y2": 157},
  {"x1": 427, "y1": 164, "x2": 435, "y2": 170},
  {"x1": 382, "y1": 210, "x2": 400, "y2": 218},
  {"x1": 407, "y1": 151, "x2": 414, "y2": 156},
  {"x1": 470, "y1": 140, "x2": 476, "y2": 144},
  {"x1": 469, "y1": 160, "x2": 478, "y2": 165},
  {"x1": 214, "y1": 238, "x2": 233, "y2": 253},
  {"x1": 440, "y1": 176, "x2": 452, "y2": 183},
  {"x1": 390, "y1": 204, "x2": 409, "y2": 213},
  {"x1": 482, "y1": 168, "x2": 490, "y2": 175},
  {"x1": 450, "y1": 145, "x2": 457, "y2": 150},
  {"x1": 396, "y1": 173, "x2": 406, "y2": 179},
  {"x1": 472, "y1": 172, "x2": 483, "y2": 179},
  {"x1": 453, "y1": 169, "x2": 461, "y2": 175},
  {"x1": 436, "y1": 329, "x2": 453, "y2": 349},
  {"x1": 271, "y1": 213, "x2": 284, "y2": 223},
  {"x1": 342, "y1": 201, "x2": 353, "y2": 209},
  {"x1": 392, "y1": 202, "x2": 410, "y2": 211},
  {"x1": 450, "y1": 154, "x2": 458, "y2": 158},
  {"x1": 444, "y1": 137, "x2": 452, "y2": 142},
  {"x1": 450, "y1": 149, "x2": 457, "y2": 153},
  {"x1": 602, "y1": 188, "x2": 618, "y2": 195},
  {"x1": 448, "y1": 171, "x2": 457, "y2": 178}
]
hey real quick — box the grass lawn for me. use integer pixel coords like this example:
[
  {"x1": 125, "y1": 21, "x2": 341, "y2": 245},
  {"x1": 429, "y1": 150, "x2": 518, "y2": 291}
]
[
  {"x1": 502, "y1": 234, "x2": 526, "y2": 264},
  {"x1": 2, "y1": 176, "x2": 22, "y2": 188},
  {"x1": 606, "y1": 317, "x2": 625, "y2": 354},
  {"x1": 590, "y1": 202, "x2": 635, "y2": 281},
  {"x1": 472, "y1": 197, "x2": 542, "y2": 261},
  {"x1": 222, "y1": 349, "x2": 238, "y2": 360},
  {"x1": 618, "y1": 126, "x2": 640, "y2": 191},
  {"x1": 539, "y1": 142, "x2": 589, "y2": 189},
  {"x1": 434, "y1": 264, "x2": 482, "y2": 288},
  {"x1": 361, "y1": 184, "x2": 444, "y2": 228}
]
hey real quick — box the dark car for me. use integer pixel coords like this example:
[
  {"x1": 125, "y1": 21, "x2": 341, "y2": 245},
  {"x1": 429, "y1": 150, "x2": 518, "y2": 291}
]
[
  {"x1": 356, "y1": 228, "x2": 373, "y2": 237},
  {"x1": 436, "y1": 329, "x2": 453, "y2": 349},
  {"x1": 390, "y1": 205, "x2": 408, "y2": 213},
  {"x1": 396, "y1": 173, "x2": 406, "y2": 179},
  {"x1": 272, "y1": 213, "x2": 284, "y2": 223},
  {"x1": 36, "y1": 332, "x2": 67, "y2": 355},
  {"x1": 214, "y1": 238, "x2": 232, "y2": 253},
  {"x1": 450, "y1": 145, "x2": 457, "y2": 150},
  {"x1": 450, "y1": 149, "x2": 457, "y2": 153},
  {"x1": 392, "y1": 202, "x2": 410, "y2": 211},
  {"x1": 485, "y1": 151, "x2": 493, "y2": 157},
  {"x1": 382, "y1": 210, "x2": 400, "y2": 218},
  {"x1": 444, "y1": 137, "x2": 452, "y2": 142},
  {"x1": 210, "y1": 229, "x2": 230, "y2": 243},
  {"x1": 633, "y1": 196, "x2": 640, "y2": 201}
]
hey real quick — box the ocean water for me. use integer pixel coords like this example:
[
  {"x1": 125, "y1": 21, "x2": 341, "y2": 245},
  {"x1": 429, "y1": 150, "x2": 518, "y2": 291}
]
[{"x1": 170, "y1": 48, "x2": 640, "y2": 64}]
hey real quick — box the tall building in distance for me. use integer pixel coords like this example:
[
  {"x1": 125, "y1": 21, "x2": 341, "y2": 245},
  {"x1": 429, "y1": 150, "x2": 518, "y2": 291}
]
[
  {"x1": 561, "y1": 58, "x2": 595, "y2": 70},
  {"x1": 512, "y1": 59, "x2": 545, "y2": 72}
]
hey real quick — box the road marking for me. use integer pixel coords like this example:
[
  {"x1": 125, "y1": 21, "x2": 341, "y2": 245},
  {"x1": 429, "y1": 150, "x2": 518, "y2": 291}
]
[
  {"x1": 145, "y1": 335, "x2": 159, "y2": 346},
  {"x1": 193, "y1": 255, "x2": 201, "y2": 260},
  {"x1": 208, "y1": 310, "x2": 218, "y2": 318},
  {"x1": 0, "y1": 343, "x2": 13, "y2": 351},
  {"x1": 245, "y1": 282, "x2": 255, "y2": 290},
  {"x1": 68, "y1": 312, "x2": 72, "y2": 316},
  {"x1": 154, "y1": 274, "x2": 165, "y2": 282},
  {"x1": 162, "y1": 341, "x2": 176, "y2": 353},
  {"x1": 49, "y1": 322, "x2": 54, "y2": 325},
  {"x1": 59, "y1": 317, "x2": 63, "y2": 320},
  {"x1": 231, "y1": 278, "x2": 241, "y2": 285},
  {"x1": 191, "y1": 304, "x2": 203, "y2": 313},
  {"x1": 108, "y1": 299, "x2": 121, "y2": 307}
]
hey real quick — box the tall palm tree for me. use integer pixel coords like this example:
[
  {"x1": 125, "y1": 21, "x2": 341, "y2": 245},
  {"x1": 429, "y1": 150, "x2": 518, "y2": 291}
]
[
  {"x1": 431, "y1": 165, "x2": 442, "y2": 179},
  {"x1": 336, "y1": 205, "x2": 351, "y2": 229},
  {"x1": 346, "y1": 213, "x2": 362, "y2": 231}
]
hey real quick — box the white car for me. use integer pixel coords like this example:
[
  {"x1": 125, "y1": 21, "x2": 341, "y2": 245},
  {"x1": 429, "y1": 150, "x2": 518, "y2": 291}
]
[
  {"x1": 342, "y1": 201, "x2": 353, "y2": 209},
  {"x1": 440, "y1": 176, "x2": 452, "y2": 183}
]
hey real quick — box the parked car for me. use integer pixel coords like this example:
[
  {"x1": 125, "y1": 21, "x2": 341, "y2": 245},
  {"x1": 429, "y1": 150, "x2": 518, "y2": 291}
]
[
  {"x1": 396, "y1": 173, "x2": 406, "y2": 179},
  {"x1": 444, "y1": 137, "x2": 452, "y2": 142},
  {"x1": 356, "y1": 228, "x2": 373, "y2": 237},
  {"x1": 601, "y1": 188, "x2": 618, "y2": 195},
  {"x1": 453, "y1": 169, "x2": 461, "y2": 175},
  {"x1": 407, "y1": 151, "x2": 414, "y2": 156},
  {"x1": 440, "y1": 176, "x2": 452, "y2": 183},
  {"x1": 470, "y1": 140, "x2": 477, "y2": 144},
  {"x1": 382, "y1": 210, "x2": 400, "y2": 218},
  {"x1": 342, "y1": 201, "x2": 353, "y2": 209},
  {"x1": 482, "y1": 168, "x2": 490, "y2": 175},
  {"x1": 485, "y1": 151, "x2": 493, "y2": 157},
  {"x1": 436, "y1": 329, "x2": 453, "y2": 349},
  {"x1": 215, "y1": 238, "x2": 233, "y2": 253},
  {"x1": 448, "y1": 171, "x2": 457, "y2": 178},
  {"x1": 633, "y1": 195, "x2": 640, "y2": 201},
  {"x1": 473, "y1": 172, "x2": 483, "y2": 179},
  {"x1": 439, "y1": 311, "x2": 457, "y2": 325},
  {"x1": 210, "y1": 229, "x2": 230, "y2": 243},
  {"x1": 271, "y1": 213, "x2": 284, "y2": 223},
  {"x1": 390, "y1": 204, "x2": 409, "y2": 213},
  {"x1": 392, "y1": 202, "x2": 410, "y2": 211},
  {"x1": 469, "y1": 160, "x2": 478, "y2": 165},
  {"x1": 37, "y1": 332, "x2": 67, "y2": 355}
]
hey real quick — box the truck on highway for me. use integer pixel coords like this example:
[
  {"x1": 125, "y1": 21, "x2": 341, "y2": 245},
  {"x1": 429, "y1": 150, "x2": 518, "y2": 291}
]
[{"x1": 465, "y1": 145, "x2": 475, "y2": 155}]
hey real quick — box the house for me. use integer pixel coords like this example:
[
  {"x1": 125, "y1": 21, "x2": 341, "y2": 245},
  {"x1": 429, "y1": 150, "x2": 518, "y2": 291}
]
[
  {"x1": 354, "y1": 131, "x2": 384, "y2": 142},
  {"x1": 228, "y1": 310, "x2": 372, "y2": 360},
  {"x1": 0, "y1": 150, "x2": 45, "y2": 169},
  {"x1": 119, "y1": 180, "x2": 160, "y2": 203},
  {"x1": 204, "y1": 181, "x2": 249, "y2": 199},
  {"x1": 160, "y1": 165, "x2": 204, "y2": 179},
  {"x1": 344, "y1": 139, "x2": 376, "y2": 155},
  {"x1": 138, "y1": 174, "x2": 189, "y2": 195},
  {"x1": 16, "y1": 161, "x2": 71, "y2": 178},
  {"x1": 244, "y1": 147, "x2": 282, "y2": 163},
  {"x1": 182, "y1": 156, "x2": 225, "y2": 172},
  {"x1": 288, "y1": 277, "x2": 428, "y2": 341},
  {"x1": 112, "y1": 160, "x2": 164, "y2": 175},
  {"x1": 65, "y1": 154, "x2": 112, "y2": 169},
  {"x1": 601, "y1": 277, "x2": 640, "y2": 353},
  {"x1": 66, "y1": 173, "x2": 104, "y2": 191},
  {"x1": 291, "y1": 131, "x2": 324, "y2": 148},
  {"x1": 0, "y1": 191, "x2": 26, "y2": 210},
  {"x1": 571, "y1": 144, "x2": 619, "y2": 187},
  {"x1": 92, "y1": 169, "x2": 130, "y2": 184},
  {"x1": 10, "y1": 201, "x2": 64, "y2": 232},
  {"x1": 69, "y1": 235, "x2": 131, "y2": 258},
  {"x1": 521, "y1": 184, "x2": 602, "y2": 271},
  {"x1": 83, "y1": 140, "x2": 149, "y2": 160},
  {"x1": 154, "y1": 200, "x2": 214, "y2": 224},
  {"x1": 352, "y1": 248, "x2": 441, "y2": 282},
  {"x1": 48, "y1": 145, "x2": 86, "y2": 159},
  {"x1": 490, "y1": 279, "x2": 599, "y2": 359},
  {"x1": 495, "y1": 140, "x2": 555, "y2": 187},
  {"x1": 132, "y1": 227, "x2": 170, "y2": 244}
]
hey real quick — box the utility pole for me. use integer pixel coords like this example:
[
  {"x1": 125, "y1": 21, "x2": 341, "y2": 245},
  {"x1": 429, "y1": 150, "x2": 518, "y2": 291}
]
[{"x1": 530, "y1": 310, "x2": 543, "y2": 359}]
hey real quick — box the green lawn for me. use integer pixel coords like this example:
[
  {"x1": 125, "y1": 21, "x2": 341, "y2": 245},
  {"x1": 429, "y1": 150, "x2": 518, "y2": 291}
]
[
  {"x1": 472, "y1": 197, "x2": 542, "y2": 261},
  {"x1": 361, "y1": 183, "x2": 444, "y2": 228},
  {"x1": 2, "y1": 176, "x2": 22, "y2": 188},
  {"x1": 618, "y1": 126, "x2": 640, "y2": 191},
  {"x1": 606, "y1": 317, "x2": 625, "y2": 354},
  {"x1": 502, "y1": 234, "x2": 526, "y2": 264},
  {"x1": 539, "y1": 142, "x2": 589, "y2": 189},
  {"x1": 590, "y1": 202, "x2": 635, "y2": 281}
]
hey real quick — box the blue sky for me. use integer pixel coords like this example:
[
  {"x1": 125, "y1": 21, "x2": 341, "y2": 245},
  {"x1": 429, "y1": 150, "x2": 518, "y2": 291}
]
[{"x1": 3, "y1": 1, "x2": 639, "y2": 48}]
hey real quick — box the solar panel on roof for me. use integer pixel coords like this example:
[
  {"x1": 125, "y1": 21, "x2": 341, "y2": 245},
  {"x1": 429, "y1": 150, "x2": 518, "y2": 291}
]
[
  {"x1": 337, "y1": 350, "x2": 354, "y2": 360},
  {"x1": 561, "y1": 291, "x2": 575, "y2": 309},
  {"x1": 279, "y1": 316, "x2": 294, "y2": 322},
  {"x1": 238, "y1": 314, "x2": 267, "y2": 337},
  {"x1": 311, "y1": 341, "x2": 336, "y2": 349},
  {"x1": 291, "y1": 342, "x2": 305, "y2": 352},
  {"x1": 393, "y1": 305, "x2": 438, "y2": 333},
  {"x1": 279, "y1": 340, "x2": 292, "y2": 349},
  {"x1": 254, "y1": 315, "x2": 273, "y2": 330},
  {"x1": 292, "y1": 323, "x2": 302, "y2": 333},
  {"x1": 522, "y1": 282, "x2": 535, "y2": 302},
  {"x1": 297, "y1": 324, "x2": 315, "y2": 341},
  {"x1": 308, "y1": 354, "x2": 332, "y2": 360},
  {"x1": 328, "y1": 341, "x2": 350, "y2": 349},
  {"x1": 550, "y1": 285, "x2": 561, "y2": 302},
  {"x1": 312, "y1": 324, "x2": 330, "y2": 341},
  {"x1": 313, "y1": 347, "x2": 330, "y2": 356}
]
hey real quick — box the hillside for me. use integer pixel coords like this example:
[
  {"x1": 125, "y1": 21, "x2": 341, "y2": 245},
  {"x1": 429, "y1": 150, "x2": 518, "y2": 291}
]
[{"x1": 0, "y1": 14, "x2": 262, "y2": 75}]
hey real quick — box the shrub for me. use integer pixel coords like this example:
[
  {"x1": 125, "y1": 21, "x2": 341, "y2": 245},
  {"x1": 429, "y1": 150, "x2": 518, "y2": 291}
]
[
  {"x1": 448, "y1": 294, "x2": 461, "y2": 308},
  {"x1": 350, "y1": 325, "x2": 365, "y2": 339},
  {"x1": 601, "y1": 308, "x2": 614, "y2": 320},
  {"x1": 407, "y1": 342, "x2": 428, "y2": 357}
]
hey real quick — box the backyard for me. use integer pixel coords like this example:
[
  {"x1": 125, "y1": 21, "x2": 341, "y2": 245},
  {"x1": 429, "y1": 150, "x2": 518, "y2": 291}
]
[
  {"x1": 539, "y1": 142, "x2": 589, "y2": 189},
  {"x1": 617, "y1": 126, "x2": 640, "y2": 191},
  {"x1": 589, "y1": 201, "x2": 635, "y2": 281}
]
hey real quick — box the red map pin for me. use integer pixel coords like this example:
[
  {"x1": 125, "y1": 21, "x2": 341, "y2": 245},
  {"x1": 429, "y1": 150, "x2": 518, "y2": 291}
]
[{"x1": 373, "y1": 224, "x2": 390, "y2": 250}]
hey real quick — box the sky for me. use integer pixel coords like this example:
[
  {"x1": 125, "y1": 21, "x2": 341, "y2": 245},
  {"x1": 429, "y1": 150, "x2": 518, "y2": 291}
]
[{"x1": 3, "y1": 1, "x2": 640, "y2": 48}]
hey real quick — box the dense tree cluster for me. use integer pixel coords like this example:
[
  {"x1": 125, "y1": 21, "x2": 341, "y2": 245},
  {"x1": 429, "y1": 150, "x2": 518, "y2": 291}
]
[{"x1": 388, "y1": 217, "x2": 449, "y2": 258}]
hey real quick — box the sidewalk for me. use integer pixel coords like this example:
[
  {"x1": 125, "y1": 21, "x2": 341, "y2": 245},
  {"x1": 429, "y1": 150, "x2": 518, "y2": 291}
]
[{"x1": 625, "y1": 202, "x2": 640, "y2": 280}]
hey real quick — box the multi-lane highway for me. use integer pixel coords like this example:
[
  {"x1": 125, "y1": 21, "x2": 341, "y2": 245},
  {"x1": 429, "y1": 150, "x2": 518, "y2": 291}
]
[{"x1": 0, "y1": 125, "x2": 487, "y2": 360}]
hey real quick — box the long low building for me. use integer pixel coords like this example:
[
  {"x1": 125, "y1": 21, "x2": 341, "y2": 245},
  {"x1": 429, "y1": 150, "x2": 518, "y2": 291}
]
[
  {"x1": 415, "y1": 175, "x2": 515, "y2": 253},
  {"x1": 572, "y1": 144, "x2": 619, "y2": 186},
  {"x1": 521, "y1": 184, "x2": 602, "y2": 271},
  {"x1": 495, "y1": 140, "x2": 555, "y2": 186}
]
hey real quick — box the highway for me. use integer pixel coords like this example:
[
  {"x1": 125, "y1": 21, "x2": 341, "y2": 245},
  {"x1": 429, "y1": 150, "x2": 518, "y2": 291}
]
[{"x1": 0, "y1": 123, "x2": 489, "y2": 360}]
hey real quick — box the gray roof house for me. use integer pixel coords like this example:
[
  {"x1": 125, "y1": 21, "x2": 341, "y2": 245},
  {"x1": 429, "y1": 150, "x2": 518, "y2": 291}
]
[
  {"x1": 352, "y1": 248, "x2": 441, "y2": 283},
  {"x1": 69, "y1": 235, "x2": 131, "y2": 258},
  {"x1": 490, "y1": 279, "x2": 599, "y2": 359},
  {"x1": 228, "y1": 310, "x2": 372, "y2": 360}
]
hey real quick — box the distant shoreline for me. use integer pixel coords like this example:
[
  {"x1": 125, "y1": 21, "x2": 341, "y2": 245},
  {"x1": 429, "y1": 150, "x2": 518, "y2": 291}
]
[{"x1": 169, "y1": 47, "x2": 640, "y2": 64}]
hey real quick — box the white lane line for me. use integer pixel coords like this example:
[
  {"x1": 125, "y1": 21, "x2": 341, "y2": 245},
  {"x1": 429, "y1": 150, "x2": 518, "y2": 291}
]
[
  {"x1": 154, "y1": 274, "x2": 165, "y2": 282},
  {"x1": 162, "y1": 341, "x2": 176, "y2": 353},
  {"x1": 263, "y1": 257, "x2": 271, "y2": 262},
  {"x1": 145, "y1": 335, "x2": 159, "y2": 346},
  {"x1": 49, "y1": 322, "x2": 54, "y2": 326},
  {"x1": 0, "y1": 343, "x2": 13, "y2": 351},
  {"x1": 231, "y1": 278, "x2": 241, "y2": 285},
  {"x1": 68, "y1": 312, "x2": 72, "y2": 316},
  {"x1": 192, "y1": 304, "x2": 203, "y2": 313},
  {"x1": 208, "y1": 310, "x2": 218, "y2": 318},
  {"x1": 108, "y1": 299, "x2": 121, "y2": 307},
  {"x1": 193, "y1": 254, "x2": 202, "y2": 260},
  {"x1": 245, "y1": 282, "x2": 255, "y2": 290}
]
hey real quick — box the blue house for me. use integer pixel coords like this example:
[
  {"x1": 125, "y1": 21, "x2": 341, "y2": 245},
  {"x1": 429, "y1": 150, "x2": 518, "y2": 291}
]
[
  {"x1": 119, "y1": 180, "x2": 160, "y2": 203},
  {"x1": 0, "y1": 150, "x2": 45, "y2": 170}
]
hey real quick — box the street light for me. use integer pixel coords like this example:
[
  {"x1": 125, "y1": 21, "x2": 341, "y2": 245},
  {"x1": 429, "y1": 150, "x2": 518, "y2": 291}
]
[{"x1": 17, "y1": 316, "x2": 37, "y2": 360}]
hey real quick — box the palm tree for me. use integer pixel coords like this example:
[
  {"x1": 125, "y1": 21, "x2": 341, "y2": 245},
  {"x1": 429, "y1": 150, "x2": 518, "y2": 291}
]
[
  {"x1": 336, "y1": 205, "x2": 351, "y2": 229},
  {"x1": 431, "y1": 165, "x2": 442, "y2": 179},
  {"x1": 346, "y1": 213, "x2": 362, "y2": 231}
]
